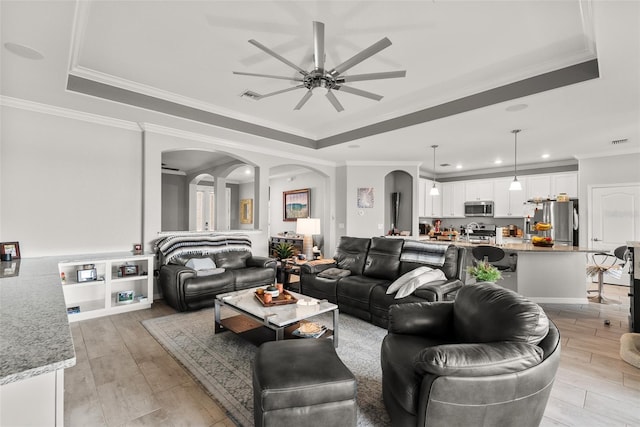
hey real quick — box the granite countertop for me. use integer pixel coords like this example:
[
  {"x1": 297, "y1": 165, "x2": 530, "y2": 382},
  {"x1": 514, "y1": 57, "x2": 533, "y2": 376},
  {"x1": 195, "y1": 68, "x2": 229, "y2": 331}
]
[
  {"x1": 0, "y1": 257, "x2": 76, "y2": 385},
  {"x1": 417, "y1": 236, "x2": 597, "y2": 253}
]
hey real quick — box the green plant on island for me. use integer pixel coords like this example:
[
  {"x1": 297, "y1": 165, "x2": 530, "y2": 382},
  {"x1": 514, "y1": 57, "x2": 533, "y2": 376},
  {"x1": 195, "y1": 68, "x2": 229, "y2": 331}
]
[
  {"x1": 273, "y1": 242, "x2": 295, "y2": 260},
  {"x1": 467, "y1": 261, "x2": 502, "y2": 282}
]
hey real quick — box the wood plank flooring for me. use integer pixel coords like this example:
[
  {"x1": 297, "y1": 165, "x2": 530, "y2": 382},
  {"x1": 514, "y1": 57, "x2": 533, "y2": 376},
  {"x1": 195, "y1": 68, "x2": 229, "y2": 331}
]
[{"x1": 64, "y1": 284, "x2": 640, "y2": 426}]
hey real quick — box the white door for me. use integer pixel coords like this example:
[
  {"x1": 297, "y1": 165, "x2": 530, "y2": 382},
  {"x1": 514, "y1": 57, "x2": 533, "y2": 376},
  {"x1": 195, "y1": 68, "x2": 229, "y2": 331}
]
[{"x1": 589, "y1": 184, "x2": 640, "y2": 285}]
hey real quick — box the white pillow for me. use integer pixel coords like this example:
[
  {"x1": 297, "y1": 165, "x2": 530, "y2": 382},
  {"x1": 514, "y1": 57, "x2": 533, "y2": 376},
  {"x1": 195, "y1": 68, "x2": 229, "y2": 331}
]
[
  {"x1": 395, "y1": 269, "x2": 447, "y2": 299},
  {"x1": 196, "y1": 267, "x2": 225, "y2": 277},
  {"x1": 387, "y1": 266, "x2": 433, "y2": 294},
  {"x1": 186, "y1": 257, "x2": 216, "y2": 271}
]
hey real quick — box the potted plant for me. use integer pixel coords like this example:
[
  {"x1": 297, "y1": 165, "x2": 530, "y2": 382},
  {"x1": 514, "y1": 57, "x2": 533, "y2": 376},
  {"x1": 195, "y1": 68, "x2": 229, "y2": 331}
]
[
  {"x1": 467, "y1": 261, "x2": 502, "y2": 283},
  {"x1": 273, "y1": 242, "x2": 295, "y2": 260}
]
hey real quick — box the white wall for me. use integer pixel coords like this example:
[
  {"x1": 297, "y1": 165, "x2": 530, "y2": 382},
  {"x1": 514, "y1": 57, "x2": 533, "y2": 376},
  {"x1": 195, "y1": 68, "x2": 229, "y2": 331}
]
[
  {"x1": 345, "y1": 163, "x2": 420, "y2": 238},
  {"x1": 1, "y1": 106, "x2": 142, "y2": 257},
  {"x1": 161, "y1": 173, "x2": 188, "y2": 231},
  {"x1": 268, "y1": 170, "x2": 327, "y2": 237}
]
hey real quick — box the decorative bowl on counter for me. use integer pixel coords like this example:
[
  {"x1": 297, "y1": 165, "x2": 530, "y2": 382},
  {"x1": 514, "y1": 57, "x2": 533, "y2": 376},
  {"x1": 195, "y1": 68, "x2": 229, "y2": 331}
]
[{"x1": 531, "y1": 236, "x2": 554, "y2": 247}]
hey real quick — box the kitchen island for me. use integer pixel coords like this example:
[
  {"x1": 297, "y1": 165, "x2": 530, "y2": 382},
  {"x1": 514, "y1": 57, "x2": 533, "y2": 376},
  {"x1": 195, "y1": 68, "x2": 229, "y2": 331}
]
[
  {"x1": 419, "y1": 237, "x2": 597, "y2": 303},
  {"x1": 0, "y1": 257, "x2": 76, "y2": 426}
]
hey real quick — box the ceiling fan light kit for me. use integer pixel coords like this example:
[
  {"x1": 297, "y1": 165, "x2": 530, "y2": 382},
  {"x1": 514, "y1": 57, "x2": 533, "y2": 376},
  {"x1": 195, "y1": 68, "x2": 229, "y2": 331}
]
[{"x1": 233, "y1": 21, "x2": 406, "y2": 112}]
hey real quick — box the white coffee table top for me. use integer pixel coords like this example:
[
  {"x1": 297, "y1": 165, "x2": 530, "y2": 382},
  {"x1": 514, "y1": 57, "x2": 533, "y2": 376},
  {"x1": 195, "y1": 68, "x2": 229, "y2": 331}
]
[{"x1": 216, "y1": 286, "x2": 337, "y2": 327}]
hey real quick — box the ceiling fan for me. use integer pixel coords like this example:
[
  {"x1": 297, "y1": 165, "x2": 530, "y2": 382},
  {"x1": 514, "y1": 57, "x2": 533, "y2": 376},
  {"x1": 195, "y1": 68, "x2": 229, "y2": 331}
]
[{"x1": 233, "y1": 21, "x2": 406, "y2": 112}]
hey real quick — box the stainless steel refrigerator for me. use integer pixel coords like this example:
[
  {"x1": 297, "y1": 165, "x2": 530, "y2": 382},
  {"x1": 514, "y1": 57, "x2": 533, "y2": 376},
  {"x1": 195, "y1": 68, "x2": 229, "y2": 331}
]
[{"x1": 528, "y1": 200, "x2": 579, "y2": 246}]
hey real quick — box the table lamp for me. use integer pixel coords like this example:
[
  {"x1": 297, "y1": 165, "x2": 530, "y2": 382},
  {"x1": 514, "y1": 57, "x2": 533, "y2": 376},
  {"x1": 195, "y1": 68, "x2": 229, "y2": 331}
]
[{"x1": 296, "y1": 218, "x2": 321, "y2": 260}]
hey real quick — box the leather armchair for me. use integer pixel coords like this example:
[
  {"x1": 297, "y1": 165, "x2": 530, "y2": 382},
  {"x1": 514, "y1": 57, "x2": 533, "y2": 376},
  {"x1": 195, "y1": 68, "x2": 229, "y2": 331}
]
[{"x1": 381, "y1": 282, "x2": 560, "y2": 427}]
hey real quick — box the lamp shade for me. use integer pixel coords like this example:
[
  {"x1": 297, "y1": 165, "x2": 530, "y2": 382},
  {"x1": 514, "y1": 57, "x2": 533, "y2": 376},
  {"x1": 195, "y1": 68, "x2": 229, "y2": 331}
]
[
  {"x1": 296, "y1": 218, "x2": 321, "y2": 235},
  {"x1": 509, "y1": 177, "x2": 522, "y2": 191}
]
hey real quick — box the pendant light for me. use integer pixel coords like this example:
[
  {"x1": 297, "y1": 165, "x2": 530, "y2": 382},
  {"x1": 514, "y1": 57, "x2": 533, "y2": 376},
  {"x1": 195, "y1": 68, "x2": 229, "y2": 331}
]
[
  {"x1": 509, "y1": 129, "x2": 522, "y2": 191},
  {"x1": 430, "y1": 145, "x2": 440, "y2": 196}
]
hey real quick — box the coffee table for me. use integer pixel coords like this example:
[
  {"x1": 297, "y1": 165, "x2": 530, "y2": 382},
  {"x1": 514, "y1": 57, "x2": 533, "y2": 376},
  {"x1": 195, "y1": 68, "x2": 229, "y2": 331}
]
[{"x1": 214, "y1": 286, "x2": 339, "y2": 347}]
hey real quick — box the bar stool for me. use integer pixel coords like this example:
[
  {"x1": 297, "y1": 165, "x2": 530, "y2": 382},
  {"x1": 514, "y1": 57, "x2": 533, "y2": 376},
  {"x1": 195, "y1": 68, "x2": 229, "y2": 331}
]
[
  {"x1": 471, "y1": 245, "x2": 517, "y2": 271},
  {"x1": 586, "y1": 246, "x2": 627, "y2": 304}
]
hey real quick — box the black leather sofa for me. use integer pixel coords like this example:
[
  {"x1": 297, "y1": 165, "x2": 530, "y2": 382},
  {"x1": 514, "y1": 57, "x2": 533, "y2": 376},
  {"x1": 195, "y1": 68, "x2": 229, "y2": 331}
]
[
  {"x1": 300, "y1": 236, "x2": 465, "y2": 328},
  {"x1": 156, "y1": 234, "x2": 276, "y2": 311},
  {"x1": 381, "y1": 282, "x2": 560, "y2": 427}
]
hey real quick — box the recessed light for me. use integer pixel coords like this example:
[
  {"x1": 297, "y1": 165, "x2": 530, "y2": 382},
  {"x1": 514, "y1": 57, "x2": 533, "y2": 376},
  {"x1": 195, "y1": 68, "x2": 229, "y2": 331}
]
[
  {"x1": 348, "y1": 144, "x2": 360, "y2": 149},
  {"x1": 494, "y1": 159, "x2": 503, "y2": 165},
  {"x1": 456, "y1": 164, "x2": 462, "y2": 169},
  {"x1": 245, "y1": 168, "x2": 252, "y2": 175},
  {"x1": 505, "y1": 103, "x2": 528, "y2": 112},
  {"x1": 4, "y1": 42, "x2": 44, "y2": 60},
  {"x1": 541, "y1": 153, "x2": 550, "y2": 159}
]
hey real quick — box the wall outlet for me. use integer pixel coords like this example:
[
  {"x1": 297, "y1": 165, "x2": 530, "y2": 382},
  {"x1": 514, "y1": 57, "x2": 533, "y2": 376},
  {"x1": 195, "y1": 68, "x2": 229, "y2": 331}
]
[
  {"x1": 338, "y1": 223, "x2": 345, "y2": 229},
  {"x1": 378, "y1": 224, "x2": 383, "y2": 230}
]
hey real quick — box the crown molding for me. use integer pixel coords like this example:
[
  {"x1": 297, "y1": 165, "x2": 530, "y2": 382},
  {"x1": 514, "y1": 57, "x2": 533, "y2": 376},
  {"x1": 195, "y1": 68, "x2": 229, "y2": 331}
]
[
  {"x1": 141, "y1": 123, "x2": 336, "y2": 167},
  {"x1": 345, "y1": 160, "x2": 421, "y2": 167},
  {"x1": 68, "y1": 66, "x2": 316, "y2": 141},
  {"x1": 0, "y1": 96, "x2": 140, "y2": 131}
]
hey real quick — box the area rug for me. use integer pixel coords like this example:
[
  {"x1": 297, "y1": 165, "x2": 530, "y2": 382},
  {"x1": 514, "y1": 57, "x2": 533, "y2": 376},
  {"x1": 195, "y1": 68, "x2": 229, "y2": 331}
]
[{"x1": 142, "y1": 308, "x2": 391, "y2": 426}]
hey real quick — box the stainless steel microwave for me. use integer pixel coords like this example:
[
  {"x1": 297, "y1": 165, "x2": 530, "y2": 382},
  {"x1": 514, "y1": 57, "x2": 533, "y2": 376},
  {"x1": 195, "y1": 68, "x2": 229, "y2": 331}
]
[{"x1": 464, "y1": 201, "x2": 494, "y2": 217}]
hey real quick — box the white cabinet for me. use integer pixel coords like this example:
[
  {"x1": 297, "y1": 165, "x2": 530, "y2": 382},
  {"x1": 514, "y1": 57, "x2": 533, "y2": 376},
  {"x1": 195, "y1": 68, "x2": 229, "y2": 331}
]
[
  {"x1": 59, "y1": 253, "x2": 153, "y2": 322},
  {"x1": 551, "y1": 172, "x2": 578, "y2": 198},
  {"x1": 526, "y1": 175, "x2": 551, "y2": 200},
  {"x1": 441, "y1": 182, "x2": 466, "y2": 217},
  {"x1": 419, "y1": 178, "x2": 442, "y2": 217},
  {"x1": 424, "y1": 179, "x2": 442, "y2": 217},
  {"x1": 465, "y1": 180, "x2": 494, "y2": 201},
  {"x1": 494, "y1": 177, "x2": 527, "y2": 217},
  {"x1": 419, "y1": 178, "x2": 427, "y2": 217}
]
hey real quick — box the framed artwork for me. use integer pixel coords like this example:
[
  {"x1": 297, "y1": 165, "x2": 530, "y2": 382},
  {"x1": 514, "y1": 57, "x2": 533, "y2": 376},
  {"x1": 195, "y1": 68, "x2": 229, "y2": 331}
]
[
  {"x1": 357, "y1": 187, "x2": 375, "y2": 208},
  {"x1": 283, "y1": 188, "x2": 310, "y2": 221},
  {"x1": 0, "y1": 241, "x2": 20, "y2": 259},
  {"x1": 240, "y1": 199, "x2": 253, "y2": 224}
]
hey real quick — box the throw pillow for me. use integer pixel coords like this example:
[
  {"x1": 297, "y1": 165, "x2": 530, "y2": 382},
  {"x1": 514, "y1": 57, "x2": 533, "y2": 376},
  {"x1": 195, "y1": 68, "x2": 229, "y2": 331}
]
[
  {"x1": 317, "y1": 268, "x2": 352, "y2": 279},
  {"x1": 386, "y1": 266, "x2": 433, "y2": 294},
  {"x1": 413, "y1": 342, "x2": 543, "y2": 377},
  {"x1": 394, "y1": 269, "x2": 446, "y2": 299},
  {"x1": 186, "y1": 257, "x2": 216, "y2": 271},
  {"x1": 196, "y1": 267, "x2": 226, "y2": 277}
]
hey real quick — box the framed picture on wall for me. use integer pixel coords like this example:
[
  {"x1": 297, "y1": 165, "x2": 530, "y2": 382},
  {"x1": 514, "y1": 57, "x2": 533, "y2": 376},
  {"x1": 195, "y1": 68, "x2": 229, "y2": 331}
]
[
  {"x1": 283, "y1": 188, "x2": 310, "y2": 221},
  {"x1": 240, "y1": 199, "x2": 253, "y2": 224},
  {"x1": 0, "y1": 242, "x2": 20, "y2": 259},
  {"x1": 357, "y1": 187, "x2": 374, "y2": 208}
]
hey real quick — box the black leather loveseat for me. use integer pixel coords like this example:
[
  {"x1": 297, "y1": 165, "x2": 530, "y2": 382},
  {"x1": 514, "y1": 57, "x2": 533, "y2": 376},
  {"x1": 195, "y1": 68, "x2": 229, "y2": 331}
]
[
  {"x1": 381, "y1": 282, "x2": 559, "y2": 427},
  {"x1": 299, "y1": 236, "x2": 465, "y2": 328},
  {"x1": 156, "y1": 234, "x2": 276, "y2": 311}
]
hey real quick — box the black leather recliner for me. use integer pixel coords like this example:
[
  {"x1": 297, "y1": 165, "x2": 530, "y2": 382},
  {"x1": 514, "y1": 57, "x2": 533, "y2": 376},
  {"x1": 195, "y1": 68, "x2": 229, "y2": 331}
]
[{"x1": 381, "y1": 282, "x2": 560, "y2": 427}]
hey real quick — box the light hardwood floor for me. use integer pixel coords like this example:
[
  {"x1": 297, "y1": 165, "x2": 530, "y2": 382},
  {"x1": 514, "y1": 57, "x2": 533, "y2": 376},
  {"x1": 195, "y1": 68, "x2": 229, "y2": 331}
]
[{"x1": 64, "y1": 284, "x2": 639, "y2": 426}]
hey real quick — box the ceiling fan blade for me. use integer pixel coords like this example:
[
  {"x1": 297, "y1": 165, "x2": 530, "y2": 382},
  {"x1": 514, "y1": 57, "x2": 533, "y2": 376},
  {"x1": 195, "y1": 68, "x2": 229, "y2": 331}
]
[
  {"x1": 294, "y1": 90, "x2": 313, "y2": 110},
  {"x1": 313, "y1": 21, "x2": 325, "y2": 71},
  {"x1": 248, "y1": 39, "x2": 308, "y2": 76},
  {"x1": 325, "y1": 90, "x2": 344, "y2": 112},
  {"x1": 233, "y1": 71, "x2": 304, "y2": 82},
  {"x1": 329, "y1": 37, "x2": 392, "y2": 77},
  {"x1": 338, "y1": 70, "x2": 406, "y2": 83},
  {"x1": 254, "y1": 85, "x2": 305, "y2": 100},
  {"x1": 334, "y1": 85, "x2": 383, "y2": 101}
]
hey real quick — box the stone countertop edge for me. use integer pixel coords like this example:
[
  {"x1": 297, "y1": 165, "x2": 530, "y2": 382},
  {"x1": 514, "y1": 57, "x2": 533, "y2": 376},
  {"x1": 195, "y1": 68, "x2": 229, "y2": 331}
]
[
  {"x1": 416, "y1": 237, "x2": 598, "y2": 253},
  {"x1": 0, "y1": 256, "x2": 77, "y2": 386}
]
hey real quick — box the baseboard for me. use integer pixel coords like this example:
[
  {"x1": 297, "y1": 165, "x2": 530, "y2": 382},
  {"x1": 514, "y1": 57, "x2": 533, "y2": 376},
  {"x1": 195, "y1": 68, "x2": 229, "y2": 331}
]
[{"x1": 529, "y1": 297, "x2": 589, "y2": 304}]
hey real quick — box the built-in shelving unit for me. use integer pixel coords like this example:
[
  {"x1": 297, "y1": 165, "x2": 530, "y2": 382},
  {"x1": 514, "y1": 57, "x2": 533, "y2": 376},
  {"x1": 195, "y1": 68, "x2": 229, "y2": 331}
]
[{"x1": 58, "y1": 253, "x2": 153, "y2": 322}]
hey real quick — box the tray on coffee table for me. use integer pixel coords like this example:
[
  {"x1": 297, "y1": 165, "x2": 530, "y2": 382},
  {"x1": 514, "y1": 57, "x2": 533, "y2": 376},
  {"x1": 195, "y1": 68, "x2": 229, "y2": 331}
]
[{"x1": 254, "y1": 289, "x2": 298, "y2": 306}]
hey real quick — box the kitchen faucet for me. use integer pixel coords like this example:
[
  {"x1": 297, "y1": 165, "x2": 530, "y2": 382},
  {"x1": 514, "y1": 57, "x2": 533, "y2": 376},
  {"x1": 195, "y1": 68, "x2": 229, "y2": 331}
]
[{"x1": 465, "y1": 222, "x2": 480, "y2": 242}]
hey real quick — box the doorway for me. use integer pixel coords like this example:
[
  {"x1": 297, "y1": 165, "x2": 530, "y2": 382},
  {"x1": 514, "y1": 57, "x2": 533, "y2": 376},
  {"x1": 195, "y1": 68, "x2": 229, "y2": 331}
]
[{"x1": 589, "y1": 183, "x2": 640, "y2": 285}]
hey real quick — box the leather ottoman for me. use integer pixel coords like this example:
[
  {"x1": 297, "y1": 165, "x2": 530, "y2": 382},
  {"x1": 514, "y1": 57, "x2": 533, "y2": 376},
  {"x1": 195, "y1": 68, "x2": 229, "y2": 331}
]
[{"x1": 252, "y1": 339, "x2": 357, "y2": 427}]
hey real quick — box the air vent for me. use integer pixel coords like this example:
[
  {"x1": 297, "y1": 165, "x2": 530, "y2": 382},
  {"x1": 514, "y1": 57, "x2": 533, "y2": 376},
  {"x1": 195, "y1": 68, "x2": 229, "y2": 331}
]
[
  {"x1": 611, "y1": 138, "x2": 628, "y2": 145},
  {"x1": 241, "y1": 90, "x2": 262, "y2": 100}
]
